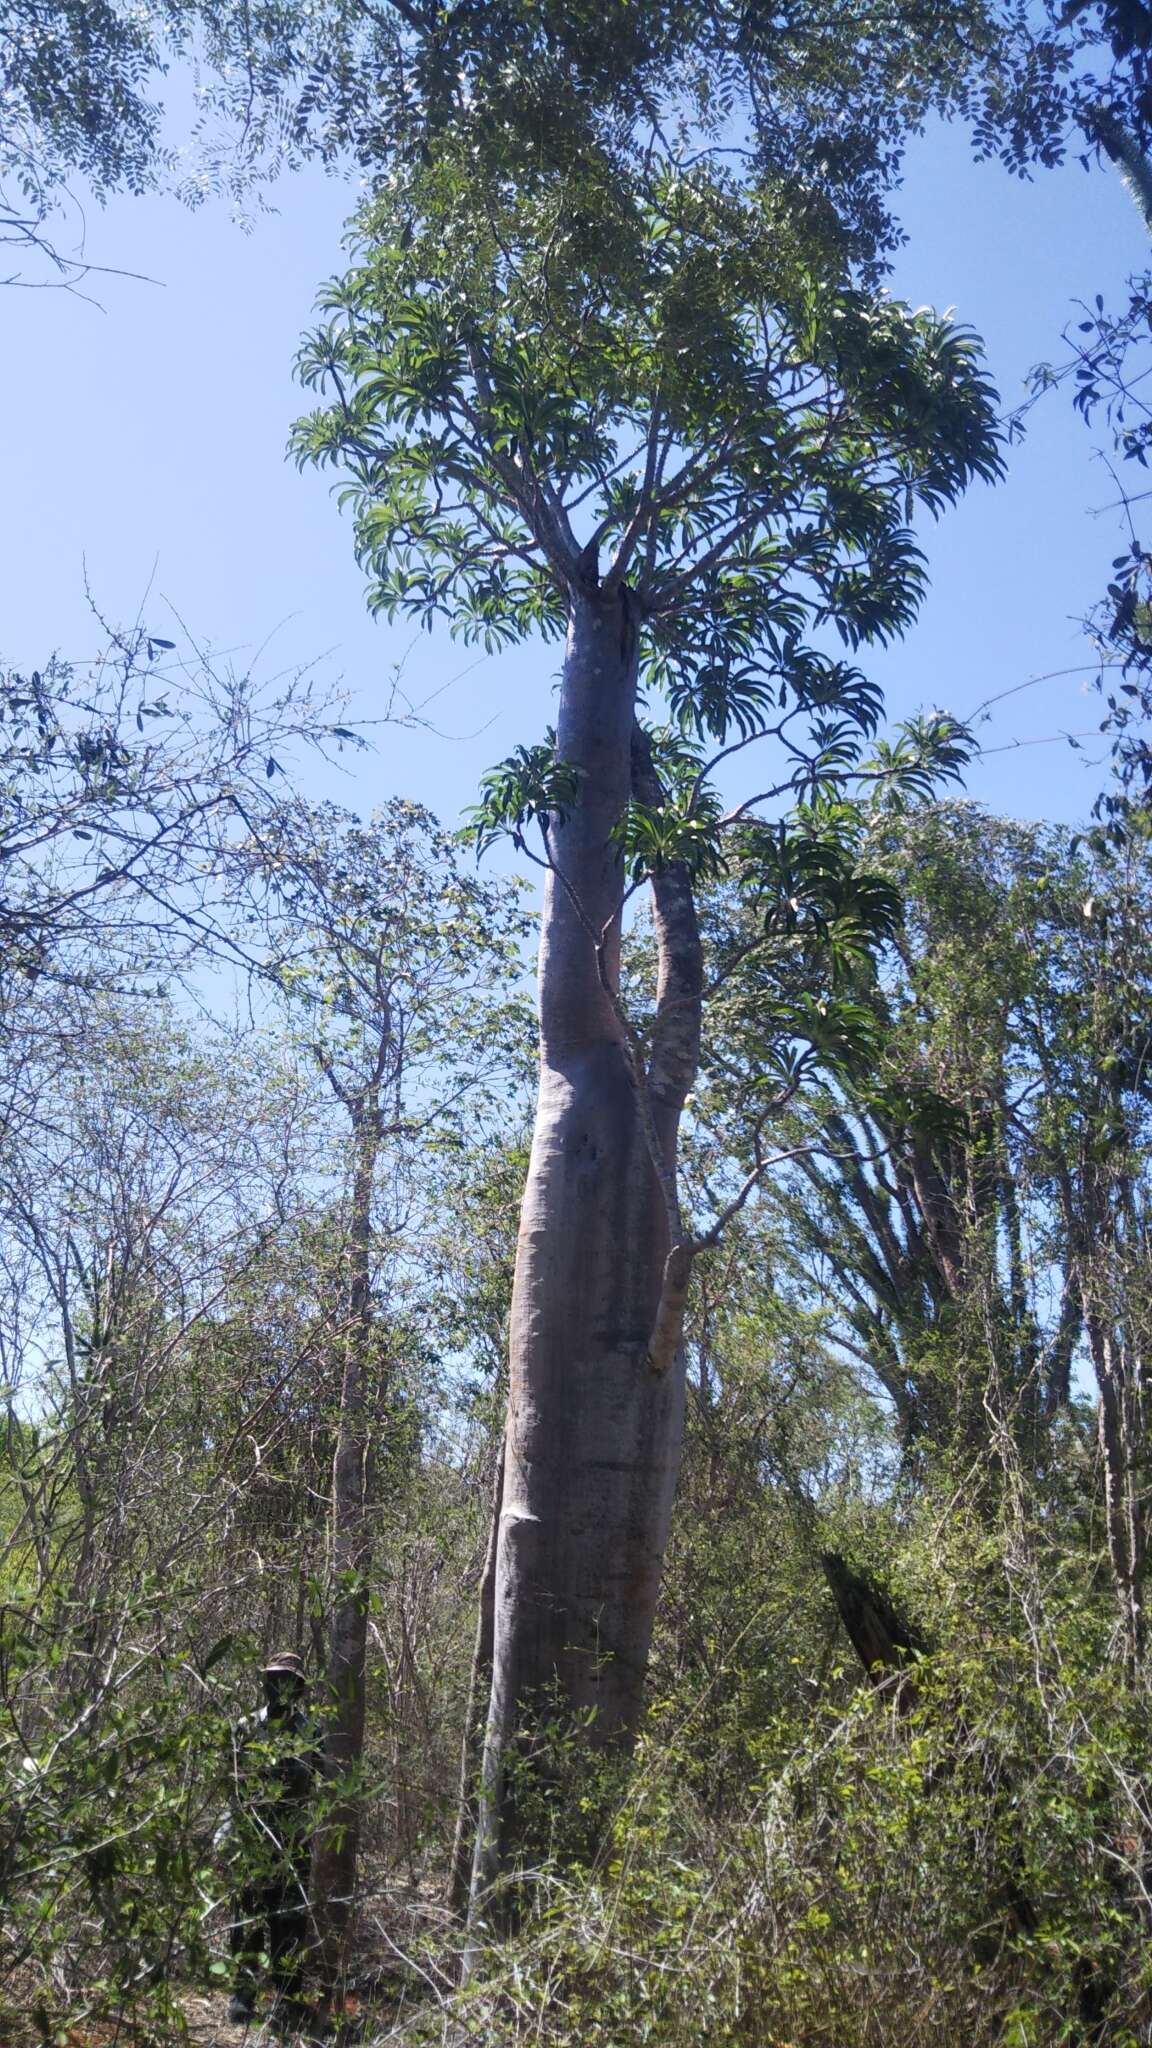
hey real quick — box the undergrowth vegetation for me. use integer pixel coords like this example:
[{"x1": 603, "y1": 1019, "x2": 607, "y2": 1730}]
[
  {"x1": 454, "y1": 1456, "x2": 1152, "y2": 2048},
  {"x1": 5, "y1": 804, "x2": 1152, "y2": 2045}
]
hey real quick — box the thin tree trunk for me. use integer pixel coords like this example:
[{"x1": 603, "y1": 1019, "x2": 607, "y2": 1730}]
[
  {"x1": 468, "y1": 590, "x2": 700, "y2": 1927},
  {"x1": 1088, "y1": 1306, "x2": 1146, "y2": 1674},
  {"x1": 1046, "y1": 1270, "x2": 1081, "y2": 1412},
  {"x1": 449, "y1": 1439, "x2": 504, "y2": 1917},
  {"x1": 312, "y1": 1107, "x2": 378, "y2": 1986}
]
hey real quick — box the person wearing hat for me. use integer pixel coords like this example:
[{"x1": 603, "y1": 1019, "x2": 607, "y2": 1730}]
[{"x1": 223, "y1": 1650, "x2": 321, "y2": 2027}]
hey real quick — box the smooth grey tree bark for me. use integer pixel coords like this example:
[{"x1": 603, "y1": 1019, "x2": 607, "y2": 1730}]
[{"x1": 469, "y1": 584, "x2": 703, "y2": 1920}]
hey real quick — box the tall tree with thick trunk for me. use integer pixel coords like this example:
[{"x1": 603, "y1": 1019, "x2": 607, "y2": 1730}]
[
  {"x1": 468, "y1": 597, "x2": 702, "y2": 1906},
  {"x1": 295, "y1": 140, "x2": 1002, "y2": 1909}
]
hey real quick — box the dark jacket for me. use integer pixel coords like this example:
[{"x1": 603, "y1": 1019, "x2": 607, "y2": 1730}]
[{"x1": 224, "y1": 1702, "x2": 321, "y2": 1869}]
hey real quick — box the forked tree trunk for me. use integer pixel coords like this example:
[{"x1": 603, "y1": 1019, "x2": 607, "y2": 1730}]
[
  {"x1": 312, "y1": 1108, "x2": 378, "y2": 1985},
  {"x1": 468, "y1": 586, "x2": 700, "y2": 1922}
]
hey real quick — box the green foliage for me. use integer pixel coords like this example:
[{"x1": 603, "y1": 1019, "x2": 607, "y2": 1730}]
[
  {"x1": 8, "y1": 0, "x2": 1152, "y2": 2006},
  {"x1": 233, "y1": 792, "x2": 534, "y2": 1115},
  {"x1": 441, "y1": 1471, "x2": 1151, "y2": 2048},
  {"x1": 472, "y1": 723, "x2": 730, "y2": 883},
  {"x1": 687, "y1": 802, "x2": 1152, "y2": 1461},
  {"x1": 1, "y1": 0, "x2": 1111, "y2": 289},
  {"x1": 866, "y1": 710, "x2": 976, "y2": 809},
  {"x1": 469, "y1": 737, "x2": 583, "y2": 860},
  {"x1": 295, "y1": 154, "x2": 1002, "y2": 761},
  {"x1": 3, "y1": 785, "x2": 1152, "y2": 2042},
  {"x1": 0, "y1": 807, "x2": 530, "y2": 2015},
  {"x1": 1, "y1": 1595, "x2": 235, "y2": 2023},
  {"x1": 617, "y1": 729, "x2": 729, "y2": 884}
]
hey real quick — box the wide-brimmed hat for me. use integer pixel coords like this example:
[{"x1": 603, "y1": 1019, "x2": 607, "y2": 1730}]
[{"x1": 262, "y1": 1649, "x2": 306, "y2": 1679}]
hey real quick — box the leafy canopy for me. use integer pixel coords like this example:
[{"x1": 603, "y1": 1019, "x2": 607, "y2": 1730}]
[
  {"x1": 227, "y1": 793, "x2": 534, "y2": 1115},
  {"x1": 295, "y1": 151, "x2": 1003, "y2": 775},
  {"x1": 3, "y1": 0, "x2": 1076, "y2": 280}
]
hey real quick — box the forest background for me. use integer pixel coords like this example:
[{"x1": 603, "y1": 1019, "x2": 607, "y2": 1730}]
[{"x1": 6, "y1": 4, "x2": 1152, "y2": 2046}]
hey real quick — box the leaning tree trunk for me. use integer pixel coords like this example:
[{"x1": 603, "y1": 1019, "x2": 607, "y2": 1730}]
[
  {"x1": 468, "y1": 584, "x2": 700, "y2": 1925},
  {"x1": 312, "y1": 1104, "x2": 379, "y2": 1986}
]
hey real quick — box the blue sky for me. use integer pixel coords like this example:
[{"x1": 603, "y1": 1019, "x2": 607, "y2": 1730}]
[{"x1": 2, "y1": 115, "x2": 1149, "y2": 834}]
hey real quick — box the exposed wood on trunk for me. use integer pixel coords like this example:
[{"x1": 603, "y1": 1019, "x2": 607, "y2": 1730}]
[
  {"x1": 645, "y1": 1242, "x2": 695, "y2": 1379},
  {"x1": 449, "y1": 1439, "x2": 504, "y2": 1918}
]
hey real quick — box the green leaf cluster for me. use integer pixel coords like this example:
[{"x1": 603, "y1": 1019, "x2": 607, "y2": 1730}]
[{"x1": 294, "y1": 149, "x2": 1003, "y2": 755}]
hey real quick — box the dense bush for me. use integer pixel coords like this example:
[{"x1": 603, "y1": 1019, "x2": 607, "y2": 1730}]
[{"x1": 450, "y1": 1477, "x2": 1152, "y2": 2048}]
